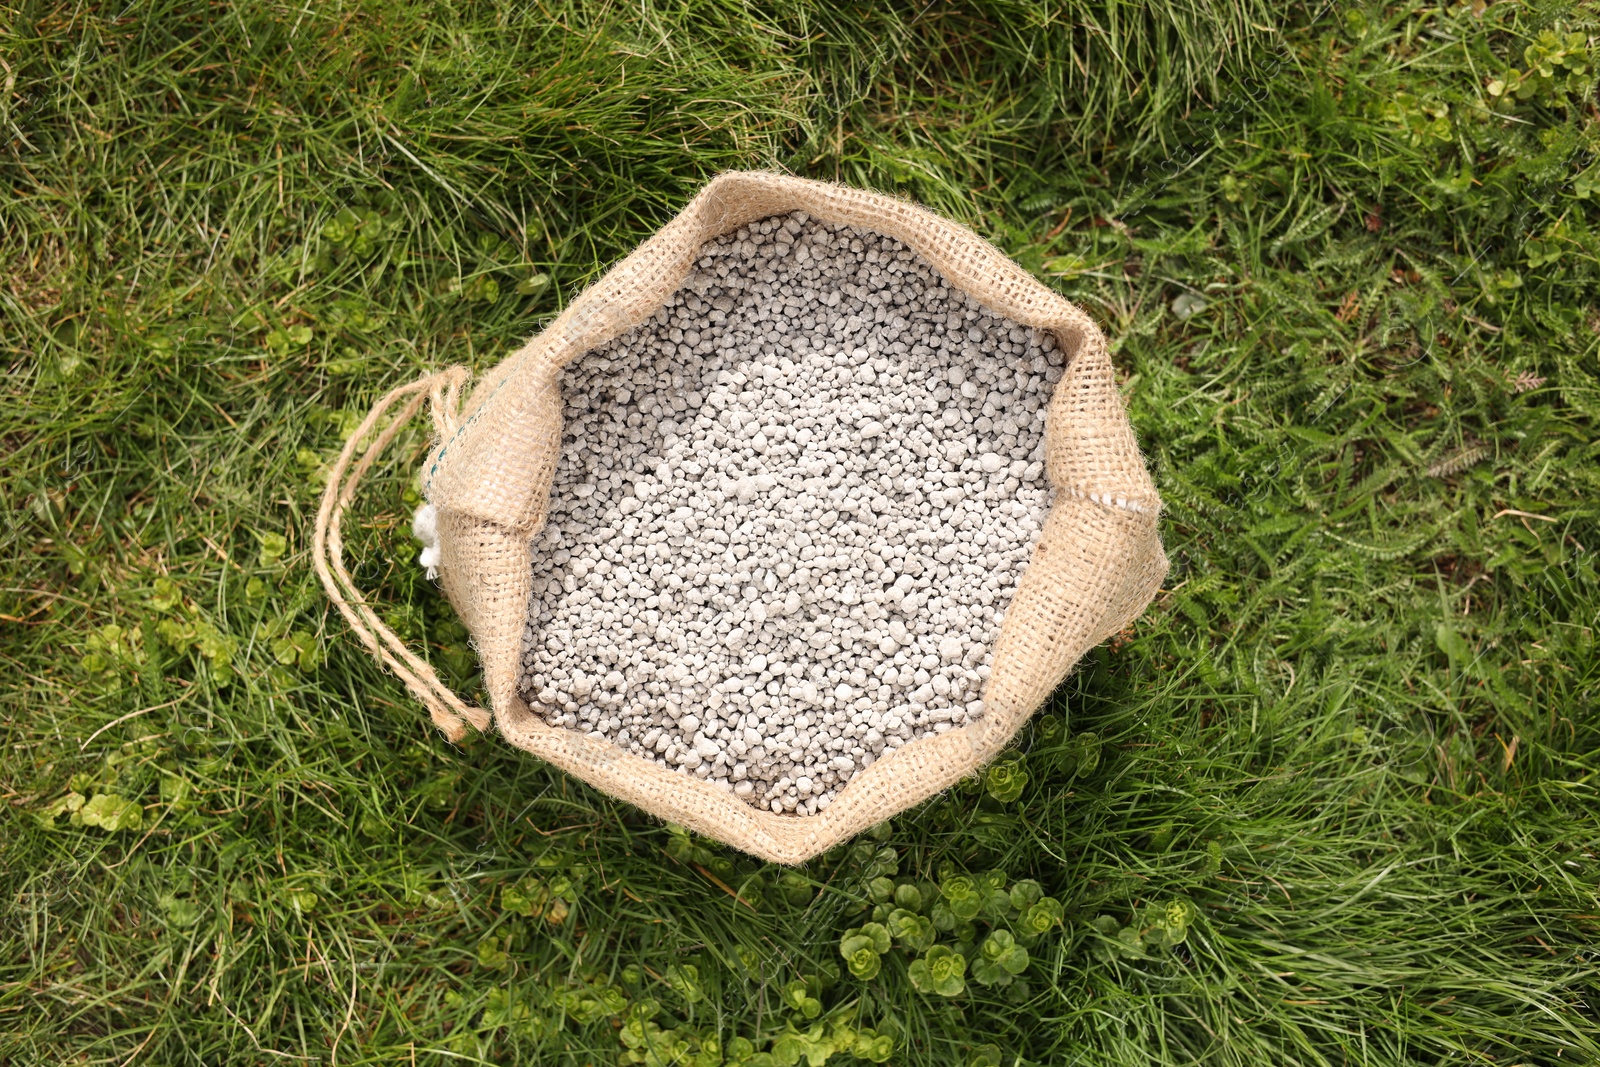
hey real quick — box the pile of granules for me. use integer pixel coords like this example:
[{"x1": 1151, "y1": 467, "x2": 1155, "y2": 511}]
[{"x1": 518, "y1": 212, "x2": 1063, "y2": 814}]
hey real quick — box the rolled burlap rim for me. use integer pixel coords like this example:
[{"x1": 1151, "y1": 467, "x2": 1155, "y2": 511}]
[{"x1": 314, "y1": 171, "x2": 1167, "y2": 864}]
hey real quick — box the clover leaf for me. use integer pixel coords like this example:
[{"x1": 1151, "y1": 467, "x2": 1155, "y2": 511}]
[
  {"x1": 160, "y1": 891, "x2": 203, "y2": 928},
  {"x1": 1139, "y1": 897, "x2": 1196, "y2": 949},
  {"x1": 1035, "y1": 714, "x2": 1065, "y2": 746},
  {"x1": 158, "y1": 772, "x2": 194, "y2": 815},
  {"x1": 907, "y1": 944, "x2": 966, "y2": 997},
  {"x1": 38, "y1": 791, "x2": 86, "y2": 827},
  {"x1": 476, "y1": 935, "x2": 511, "y2": 970},
  {"x1": 1089, "y1": 914, "x2": 1137, "y2": 962},
  {"x1": 780, "y1": 977, "x2": 822, "y2": 1018},
  {"x1": 270, "y1": 630, "x2": 321, "y2": 671},
  {"x1": 480, "y1": 987, "x2": 539, "y2": 1035},
  {"x1": 971, "y1": 929, "x2": 1029, "y2": 987},
  {"x1": 516, "y1": 272, "x2": 551, "y2": 297},
  {"x1": 777, "y1": 869, "x2": 814, "y2": 907},
  {"x1": 850, "y1": 1029, "x2": 895, "y2": 1063},
  {"x1": 1070, "y1": 731, "x2": 1102, "y2": 776},
  {"x1": 1009, "y1": 879, "x2": 1044, "y2": 911},
  {"x1": 554, "y1": 980, "x2": 628, "y2": 1024},
  {"x1": 772, "y1": 1022, "x2": 839, "y2": 1067},
  {"x1": 73, "y1": 792, "x2": 143, "y2": 832},
  {"x1": 1020, "y1": 896, "x2": 1064, "y2": 936},
  {"x1": 663, "y1": 963, "x2": 704, "y2": 1003},
  {"x1": 940, "y1": 873, "x2": 983, "y2": 921},
  {"x1": 282, "y1": 888, "x2": 318, "y2": 915},
  {"x1": 984, "y1": 752, "x2": 1028, "y2": 802},
  {"x1": 886, "y1": 908, "x2": 937, "y2": 952},
  {"x1": 969, "y1": 1044, "x2": 1003, "y2": 1067},
  {"x1": 863, "y1": 846, "x2": 898, "y2": 880},
  {"x1": 839, "y1": 922, "x2": 890, "y2": 980},
  {"x1": 988, "y1": 929, "x2": 1030, "y2": 974},
  {"x1": 158, "y1": 619, "x2": 239, "y2": 686},
  {"x1": 258, "y1": 531, "x2": 288, "y2": 567},
  {"x1": 980, "y1": 887, "x2": 1013, "y2": 923},
  {"x1": 501, "y1": 876, "x2": 571, "y2": 924},
  {"x1": 840, "y1": 946, "x2": 884, "y2": 978},
  {"x1": 150, "y1": 576, "x2": 181, "y2": 611}
]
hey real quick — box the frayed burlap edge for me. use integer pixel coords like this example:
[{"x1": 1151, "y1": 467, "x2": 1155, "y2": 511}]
[{"x1": 317, "y1": 171, "x2": 1167, "y2": 865}]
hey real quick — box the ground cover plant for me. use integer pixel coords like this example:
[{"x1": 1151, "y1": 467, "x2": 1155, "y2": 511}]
[{"x1": 3, "y1": 0, "x2": 1598, "y2": 1063}]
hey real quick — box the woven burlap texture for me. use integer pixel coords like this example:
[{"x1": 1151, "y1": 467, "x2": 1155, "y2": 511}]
[{"x1": 395, "y1": 171, "x2": 1164, "y2": 863}]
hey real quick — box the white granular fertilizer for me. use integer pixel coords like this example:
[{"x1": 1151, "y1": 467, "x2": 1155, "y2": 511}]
[{"x1": 519, "y1": 212, "x2": 1063, "y2": 815}]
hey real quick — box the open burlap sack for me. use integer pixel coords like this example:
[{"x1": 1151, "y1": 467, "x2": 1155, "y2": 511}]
[{"x1": 313, "y1": 171, "x2": 1167, "y2": 864}]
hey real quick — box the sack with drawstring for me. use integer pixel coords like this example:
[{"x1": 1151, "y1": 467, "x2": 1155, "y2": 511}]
[{"x1": 314, "y1": 171, "x2": 1166, "y2": 864}]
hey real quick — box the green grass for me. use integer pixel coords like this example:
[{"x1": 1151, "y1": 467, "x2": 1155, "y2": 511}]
[{"x1": 4, "y1": 0, "x2": 1599, "y2": 1063}]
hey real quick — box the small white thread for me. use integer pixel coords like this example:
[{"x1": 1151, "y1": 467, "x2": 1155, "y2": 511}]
[{"x1": 1062, "y1": 486, "x2": 1151, "y2": 515}]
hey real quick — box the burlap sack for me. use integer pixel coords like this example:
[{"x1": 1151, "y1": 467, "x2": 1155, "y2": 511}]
[{"x1": 313, "y1": 171, "x2": 1167, "y2": 864}]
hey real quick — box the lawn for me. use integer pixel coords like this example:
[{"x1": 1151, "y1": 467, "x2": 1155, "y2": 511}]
[{"x1": 4, "y1": 1, "x2": 1599, "y2": 1063}]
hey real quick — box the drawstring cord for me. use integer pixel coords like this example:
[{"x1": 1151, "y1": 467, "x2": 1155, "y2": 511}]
[{"x1": 311, "y1": 365, "x2": 493, "y2": 741}]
